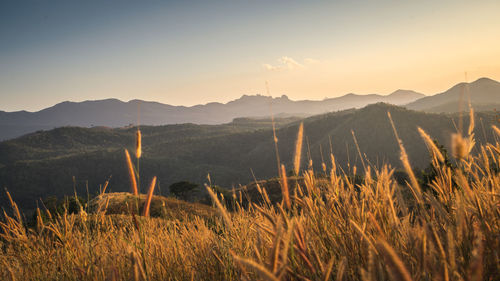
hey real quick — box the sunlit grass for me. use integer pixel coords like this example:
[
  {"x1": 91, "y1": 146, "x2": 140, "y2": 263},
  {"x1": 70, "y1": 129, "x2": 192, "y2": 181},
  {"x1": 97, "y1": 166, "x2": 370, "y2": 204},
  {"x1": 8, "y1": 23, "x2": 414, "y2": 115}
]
[{"x1": 0, "y1": 110, "x2": 499, "y2": 280}]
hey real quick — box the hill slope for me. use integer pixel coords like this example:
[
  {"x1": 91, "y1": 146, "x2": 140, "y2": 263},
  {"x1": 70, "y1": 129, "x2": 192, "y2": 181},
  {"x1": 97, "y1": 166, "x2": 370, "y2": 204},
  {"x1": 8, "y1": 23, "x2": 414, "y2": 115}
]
[{"x1": 406, "y1": 77, "x2": 500, "y2": 112}]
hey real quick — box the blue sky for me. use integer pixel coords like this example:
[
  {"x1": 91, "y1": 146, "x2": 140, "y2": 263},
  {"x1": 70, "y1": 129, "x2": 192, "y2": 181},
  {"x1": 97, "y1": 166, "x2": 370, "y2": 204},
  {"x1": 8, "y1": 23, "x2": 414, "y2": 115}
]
[{"x1": 1, "y1": 0, "x2": 499, "y2": 111}]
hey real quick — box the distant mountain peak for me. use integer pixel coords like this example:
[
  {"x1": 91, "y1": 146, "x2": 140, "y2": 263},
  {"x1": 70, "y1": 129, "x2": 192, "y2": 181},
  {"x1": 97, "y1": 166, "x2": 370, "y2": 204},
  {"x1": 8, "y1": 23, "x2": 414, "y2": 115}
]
[
  {"x1": 229, "y1": 95, "x2": 271, "y2": 105},
  {"x1": 229, "y1": 94, "x2": 293, "y2": 105},
  {"x1": 389, "y1": 89, "x2": 412, "y2": 95},
  {"x1": 471, "y1": 77, "x2": 499, "y2": 85},
  {"x1": 362, "y1": 102, "x2": 399, "y2": 111},
  {"x1": 474, "y1": 77, "x2": 495, "y2": 82},
  {"x1": 406, "y1": 77, "x2": 500, "y2": 112},
  {"x1": 388, "y1": 89, "x2": 425, "y2": 98}
]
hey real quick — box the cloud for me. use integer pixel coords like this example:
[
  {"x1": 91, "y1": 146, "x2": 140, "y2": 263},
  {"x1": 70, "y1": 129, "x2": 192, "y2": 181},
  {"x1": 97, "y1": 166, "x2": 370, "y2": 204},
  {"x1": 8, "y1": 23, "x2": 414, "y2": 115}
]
[
  {"x1": 279, "y1": 56, "x2": 302, "y2": 69},
  {"x1": 304, "y1": 58, "x2": 320, "y2": 64},
  {"x1": 263, "y1": 63, "x2": 281, "y2": 71},
  {"x1": 263, "y1": 56, "x2": 319, "y2": 71}
]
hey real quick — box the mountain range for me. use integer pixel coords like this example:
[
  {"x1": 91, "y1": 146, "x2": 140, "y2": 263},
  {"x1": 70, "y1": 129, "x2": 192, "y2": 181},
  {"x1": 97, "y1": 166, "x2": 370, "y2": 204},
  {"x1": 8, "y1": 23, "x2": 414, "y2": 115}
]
[
  {"x1": 0, "y1": 90, "x2": 423, "y2": 141},
  {"x1": 1, "y1": 77, "x2": 499, "y2": 142}
]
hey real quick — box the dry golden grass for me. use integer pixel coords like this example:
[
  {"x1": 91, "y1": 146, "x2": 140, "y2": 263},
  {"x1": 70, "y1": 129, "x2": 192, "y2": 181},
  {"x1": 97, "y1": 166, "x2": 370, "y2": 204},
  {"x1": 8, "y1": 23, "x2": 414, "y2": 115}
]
[
  {"x1": 143, "y1": 176, "x2": 157, "y2": 217},
  {"x1": 279, "y1": 164, "x2": 291, "y2": 209},
  {"x1": 1, "y1": 113, "x2": 499, "y2": 280},
  {"x1": 125, "y1": 149, "x2": 139, "y2": 195},
  {"x1": 136, "y1": 129, "x2": 142, "y2": 159},
  {"x1": 293, "y1": 122, "x2": 304, "y2": 176},
  {"x1": 418, "y1": 127, "x2": 445, "y2": 163}
]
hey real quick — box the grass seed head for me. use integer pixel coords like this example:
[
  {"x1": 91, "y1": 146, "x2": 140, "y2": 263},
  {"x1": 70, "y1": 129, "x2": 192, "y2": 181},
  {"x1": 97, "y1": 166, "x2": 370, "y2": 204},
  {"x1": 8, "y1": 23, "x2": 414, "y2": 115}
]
[
  {"x1": 492, "y1": 125, "x2": 500, "y2": 138},
  {"x1": 280, "y1": 164, "x2": 291, "y2": 209},
  {"x1": 452, "y1": 133, "x2": 470, "y2": 160},
  {"x1": 418, "y1": 127, "x2": 444, "y2": 163},
  {"x1": 135, "y1": 129, "x2": 142, "y2": 159},
  {"x1": 143, "y1": 176, "x2": 157, "y2": 217},
  {"x1": 293, "y1": 123, "x2": 304, "y2": 176},
  {"x1": 125, "y1": 149, "x2": 138, "y2": 195}
]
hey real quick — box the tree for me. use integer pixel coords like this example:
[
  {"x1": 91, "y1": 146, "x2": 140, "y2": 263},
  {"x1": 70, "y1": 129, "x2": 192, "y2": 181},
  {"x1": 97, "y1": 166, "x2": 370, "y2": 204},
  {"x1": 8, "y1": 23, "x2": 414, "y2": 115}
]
[{"x1": 168, "y1": 181, "x2": 199, "y2": 200}]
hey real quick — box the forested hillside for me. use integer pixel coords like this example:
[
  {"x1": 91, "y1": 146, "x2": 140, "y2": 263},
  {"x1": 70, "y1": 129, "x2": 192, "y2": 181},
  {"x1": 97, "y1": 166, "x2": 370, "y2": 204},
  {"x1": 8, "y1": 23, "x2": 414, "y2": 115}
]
[{"x1": 0, "y1": 104, "x2": 497, "y2": 211}]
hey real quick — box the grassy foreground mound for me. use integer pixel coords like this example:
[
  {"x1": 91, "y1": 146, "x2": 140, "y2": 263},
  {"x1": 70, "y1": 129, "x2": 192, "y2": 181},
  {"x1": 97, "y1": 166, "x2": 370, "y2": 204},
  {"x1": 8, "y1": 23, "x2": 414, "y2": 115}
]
[
  {"x1": 87, "y1": 192, "x2": 216, "y2": 221},
  {"x1": 0, "y1": 123, "x2": 499, "y2": 280}
]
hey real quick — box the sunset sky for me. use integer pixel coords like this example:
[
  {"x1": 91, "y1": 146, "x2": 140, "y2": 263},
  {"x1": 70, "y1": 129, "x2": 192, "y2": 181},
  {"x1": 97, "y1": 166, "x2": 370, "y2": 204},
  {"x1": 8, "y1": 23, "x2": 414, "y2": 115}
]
[{"x1": 1, "y1": 0, "x2": 500, "y2": 112}]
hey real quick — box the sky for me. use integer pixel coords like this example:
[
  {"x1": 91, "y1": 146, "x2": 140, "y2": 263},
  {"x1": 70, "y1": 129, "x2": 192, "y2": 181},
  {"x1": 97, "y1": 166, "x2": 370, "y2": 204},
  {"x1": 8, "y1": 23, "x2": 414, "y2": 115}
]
[{"x1": 1, "y1": 0, "x2": 500, "y2": 112}]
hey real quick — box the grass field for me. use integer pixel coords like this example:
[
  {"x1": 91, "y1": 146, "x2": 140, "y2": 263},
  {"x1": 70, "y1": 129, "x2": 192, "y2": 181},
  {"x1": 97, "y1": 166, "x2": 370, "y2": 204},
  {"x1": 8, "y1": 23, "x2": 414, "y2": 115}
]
[{"x1": 0, "y1": 112, "x2": 499, "y2": 281}]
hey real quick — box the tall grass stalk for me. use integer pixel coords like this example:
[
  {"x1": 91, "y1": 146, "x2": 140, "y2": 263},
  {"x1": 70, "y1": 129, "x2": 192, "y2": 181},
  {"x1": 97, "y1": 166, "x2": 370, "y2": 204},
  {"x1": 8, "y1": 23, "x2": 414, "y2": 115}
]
[
  {"x1": 280, "y1": 164, "x2": 291, "y2": 209},
  {"x1": 293, "y1": 123, "x2": 304, "y2": 176},
  {"x1": 125, "y1": 149, "x2": 139, "y2": 195},
  {"x1": 387, "y1": 111, "x2": 423, "y2": 205},
  {"x1": 136, "y1": 129, "x2": 142, "y2": 193},
  {"x1": 142, "y1": 177, "x2": 157, "y2": 217}
]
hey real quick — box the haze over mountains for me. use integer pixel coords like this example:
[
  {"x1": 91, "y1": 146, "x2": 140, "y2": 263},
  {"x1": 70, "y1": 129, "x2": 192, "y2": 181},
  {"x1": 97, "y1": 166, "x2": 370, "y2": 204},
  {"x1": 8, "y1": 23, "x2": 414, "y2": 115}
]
[
  {"x1": 1, "y1": 89, "x2": 423, "y2": 141},
  {"x1": 1, "y1": 77, "x2": 500, "y2": 141}
]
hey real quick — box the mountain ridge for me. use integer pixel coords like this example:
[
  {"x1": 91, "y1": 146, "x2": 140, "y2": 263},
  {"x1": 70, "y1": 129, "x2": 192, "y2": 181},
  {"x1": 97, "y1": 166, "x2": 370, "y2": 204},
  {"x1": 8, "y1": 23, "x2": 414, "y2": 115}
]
[
  {"x1": 2, "y1": 77, "x2": 499, "y2": 141},
  {"x1": 1, "y1": 90, "x2": 423, "y2": 114},
  {"x1": 0, "y1": 90, "x2": 425, "y2": 140},
  {"x1": 406, "y1": 77, "x2": 500, "y2": 112}
]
